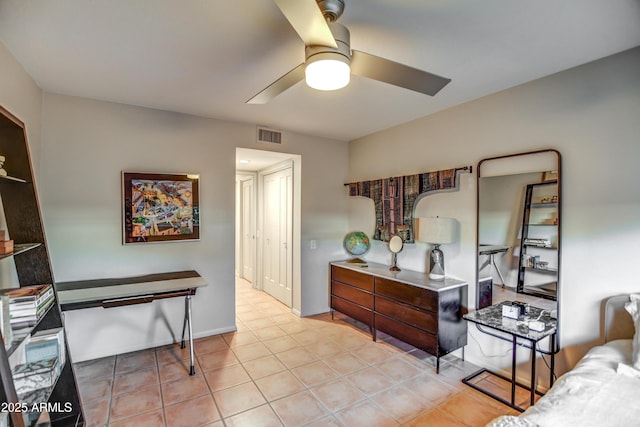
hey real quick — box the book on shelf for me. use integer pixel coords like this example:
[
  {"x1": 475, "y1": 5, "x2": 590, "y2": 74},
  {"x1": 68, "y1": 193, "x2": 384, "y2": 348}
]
[
  {"x1": 523, "y1": 238, "x2": 551, "y2": 248},
  {"x1": 3, "y1": 284, "x2": 53, "y2": 303},
  {"x1": 1, "y1": 285, "x2": 55, "y2": 327}
]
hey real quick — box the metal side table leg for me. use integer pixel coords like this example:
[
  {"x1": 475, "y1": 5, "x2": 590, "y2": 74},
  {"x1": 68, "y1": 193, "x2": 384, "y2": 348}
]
[
  {"x1": 530, "y1": 339, "x2": 536, "y2": 406},
  {"x1": 180, "y1": 294, "x2": 196, "y2": 375},
  {"x1": 491, "y1": 253, "x2": 507, "y2": 288},
  {"x1": 511, "y1": 335, "x2": 517, "y2": 407},
  {"x1": 186, "y1": 294, "x2": 196, "y2": 375},
  {"x1": 181, "y1": 296, "x2": 188, "y2": 349}
]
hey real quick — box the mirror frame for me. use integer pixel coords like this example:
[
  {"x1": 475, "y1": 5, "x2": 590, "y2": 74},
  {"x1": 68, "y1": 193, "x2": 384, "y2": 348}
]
[{"x1": 476, "y1": 149, "x2": 561, "y2": 344}]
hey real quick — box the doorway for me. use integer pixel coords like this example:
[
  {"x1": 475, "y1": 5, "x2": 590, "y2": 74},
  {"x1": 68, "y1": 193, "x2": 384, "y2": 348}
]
[{"x1": 235, "y1": 148, "x2": 301, "y2": 312}]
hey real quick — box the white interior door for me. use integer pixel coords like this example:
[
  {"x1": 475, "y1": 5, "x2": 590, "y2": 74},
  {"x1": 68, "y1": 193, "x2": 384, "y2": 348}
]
[
  {"x1": 262, "y1": 166, "x2": 293, "y2": 306},
  {"x1": 240, "y1": 177, "x2": 254, "y2": 282}
]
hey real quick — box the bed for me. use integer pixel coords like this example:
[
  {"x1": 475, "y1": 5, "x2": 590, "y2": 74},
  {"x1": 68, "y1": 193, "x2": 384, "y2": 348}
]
[{"x1": 487, "y1": 294, "x2": 640, "y2": 427}]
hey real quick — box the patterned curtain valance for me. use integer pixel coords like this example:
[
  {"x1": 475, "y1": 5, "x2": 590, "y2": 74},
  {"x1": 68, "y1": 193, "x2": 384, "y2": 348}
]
[{"x1": 346, "y1": 166, "x2": 471, "y2": 243}]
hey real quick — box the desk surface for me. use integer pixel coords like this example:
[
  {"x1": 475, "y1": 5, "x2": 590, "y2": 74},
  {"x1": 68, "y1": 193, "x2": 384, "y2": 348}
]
[
  {"x1": 464, "y1": 301, "x2": 556, "y2": 341},
  {"x1": 478, "y1": 245, "x2": 510, "y2": 255},
  {"x1": 56, "y1": 270, "x2": 207, "y2": 308}
]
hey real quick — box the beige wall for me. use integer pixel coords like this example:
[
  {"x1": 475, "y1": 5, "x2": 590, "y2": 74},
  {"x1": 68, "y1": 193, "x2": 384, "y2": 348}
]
[{"x1": 349, "y1": 46, "x2": 640, "y2": 379}]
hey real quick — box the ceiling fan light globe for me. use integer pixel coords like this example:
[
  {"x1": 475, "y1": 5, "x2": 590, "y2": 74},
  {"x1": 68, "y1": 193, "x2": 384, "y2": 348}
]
[{"x1": 305, "y1": 57, "x2": 350, "y2": 91}]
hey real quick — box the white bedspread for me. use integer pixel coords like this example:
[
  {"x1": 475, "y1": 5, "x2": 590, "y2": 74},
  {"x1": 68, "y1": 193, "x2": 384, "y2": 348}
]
[{"x1": 487, "y1": 339, "x2": 640, "y2": 427}]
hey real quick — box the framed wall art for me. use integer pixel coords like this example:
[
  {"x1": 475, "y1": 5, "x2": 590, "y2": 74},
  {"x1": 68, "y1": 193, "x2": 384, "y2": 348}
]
[{"x1": 122, "y1": 172, "x2": 200, "y2": 244}]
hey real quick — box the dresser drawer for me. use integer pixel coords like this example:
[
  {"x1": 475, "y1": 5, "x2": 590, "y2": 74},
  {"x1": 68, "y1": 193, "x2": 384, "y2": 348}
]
[
  {"x1": 331, "y1": 265, "x2": 374, "y2": 292},
  {"x1": 375, "y1": 295, "x2": 437, "y2": 333},
  {"x1": 375, "y1": 277, "x2": 438, "y2": 312},
  {"x1": 332, "y1": 281, "x2": 373, "y2": 309},
  {"x1": 332, "y1": 296, "x2": 373, "y2": 327},
  {"x1": 375, "y1": 313, "x2": 437, "y2": 355}
]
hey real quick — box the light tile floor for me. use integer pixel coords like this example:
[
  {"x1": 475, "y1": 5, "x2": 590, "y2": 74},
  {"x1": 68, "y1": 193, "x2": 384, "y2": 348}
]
[{"x1": 74, "y1": 279, "x2": 518, "y2": 427}]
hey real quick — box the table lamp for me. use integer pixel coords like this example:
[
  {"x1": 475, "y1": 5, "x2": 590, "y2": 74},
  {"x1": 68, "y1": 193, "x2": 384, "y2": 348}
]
[{"x1": 417, "y1": 217, "x2": 456, "y2": 281}]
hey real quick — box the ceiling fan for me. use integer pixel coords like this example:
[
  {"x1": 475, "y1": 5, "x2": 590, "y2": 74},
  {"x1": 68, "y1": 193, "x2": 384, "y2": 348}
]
[{"x1": 246, "y1": 0, "x2": 451, "y2": 104}]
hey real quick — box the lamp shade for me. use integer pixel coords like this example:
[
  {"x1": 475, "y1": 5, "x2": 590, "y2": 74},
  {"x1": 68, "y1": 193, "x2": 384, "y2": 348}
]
[{"x1": 417, "y1": 217, "x2": 456, "y2": 244}]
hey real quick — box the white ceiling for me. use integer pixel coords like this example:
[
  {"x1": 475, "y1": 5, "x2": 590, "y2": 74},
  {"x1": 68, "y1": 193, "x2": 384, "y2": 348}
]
[{"x1": 1, "y1": 0, "x2": 639, "y2": 142}]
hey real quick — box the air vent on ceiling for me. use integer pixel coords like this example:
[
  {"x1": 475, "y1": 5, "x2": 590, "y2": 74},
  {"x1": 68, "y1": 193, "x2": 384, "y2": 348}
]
[{"x1": 257, "y1": 126, "x2": 282, "y2": 144}]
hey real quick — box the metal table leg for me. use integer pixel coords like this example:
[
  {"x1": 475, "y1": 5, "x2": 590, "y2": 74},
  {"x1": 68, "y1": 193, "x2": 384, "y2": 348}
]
[
  {"x1": 511, "y1": 335, "x2": 517, "y2": 406},
  {"x1": 530, "y1": 339, "x2": 536, "y2": 406},
  {"x1": 490, "y1": 253, "x2": 507, "y2": 288},
  {"x1": 180, "y1": 294, "x2": 196, "y2": 375},
  {"x1": 550, "y1": 333, "x2": 556, "y2": 387}
]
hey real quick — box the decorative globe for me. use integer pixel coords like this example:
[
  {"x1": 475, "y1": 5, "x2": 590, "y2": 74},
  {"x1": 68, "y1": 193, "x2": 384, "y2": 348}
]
[{"x1": 344, "y1": 231, "x2": 370, "y2": 258}]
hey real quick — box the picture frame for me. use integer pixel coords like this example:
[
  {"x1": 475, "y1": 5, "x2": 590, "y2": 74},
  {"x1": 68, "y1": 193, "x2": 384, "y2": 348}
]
[{"x1": 122, "y1": 172, "x2": 200, "y2": 244}]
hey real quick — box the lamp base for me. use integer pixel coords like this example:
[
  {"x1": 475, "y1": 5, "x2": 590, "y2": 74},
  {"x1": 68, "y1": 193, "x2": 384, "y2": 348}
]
[{"x1": 429, "y1": 245, "x2": 445, "y2": 281}]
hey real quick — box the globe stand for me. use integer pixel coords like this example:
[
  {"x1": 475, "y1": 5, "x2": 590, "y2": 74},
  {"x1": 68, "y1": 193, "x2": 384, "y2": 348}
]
[{"x1": 347, "y1": 257, "x2": 366, "y2": 264}]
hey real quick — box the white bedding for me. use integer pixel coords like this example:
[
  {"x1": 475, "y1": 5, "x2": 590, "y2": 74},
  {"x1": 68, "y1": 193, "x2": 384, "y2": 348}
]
[{"x1": 487, "y1": 339, "x2": 640, "y2": 427}]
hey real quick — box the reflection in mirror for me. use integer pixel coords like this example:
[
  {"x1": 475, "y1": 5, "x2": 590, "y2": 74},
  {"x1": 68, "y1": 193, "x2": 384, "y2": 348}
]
[
  {"x1": 477, "y1": 150, "x2": 560, "y2": 324},
  {"x1": 388, "y1": 235, "x2": 403, "y2": 271}
]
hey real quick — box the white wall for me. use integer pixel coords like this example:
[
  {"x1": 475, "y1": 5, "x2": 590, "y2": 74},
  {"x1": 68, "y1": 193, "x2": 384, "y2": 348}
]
[{"x1": 349, "y1": 47, "x2": 640, "y2": 379}]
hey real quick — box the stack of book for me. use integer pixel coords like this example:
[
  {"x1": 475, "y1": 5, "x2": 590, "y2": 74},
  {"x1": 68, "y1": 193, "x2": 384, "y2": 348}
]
[
  {"x1": 524, "y1": 238, "x2": 551, "y2": 248},
  {"x1": 4, "y1": 284, "x2": 55, "y2": 329}
]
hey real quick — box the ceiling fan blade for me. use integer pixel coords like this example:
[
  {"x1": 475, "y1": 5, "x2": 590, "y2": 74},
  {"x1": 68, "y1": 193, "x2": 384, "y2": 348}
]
[
  {"x1": 246, "y1": 63, "x2": 306, "y2": 104},
  {"x1": 274, "y1": 0, "x2": 337, "y2": 48},
  {"x1": 351, "y1": 50, "x2": 451, "y2": 96}
]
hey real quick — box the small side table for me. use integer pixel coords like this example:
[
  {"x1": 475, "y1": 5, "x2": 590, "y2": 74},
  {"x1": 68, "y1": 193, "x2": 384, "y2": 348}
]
[{"x1": 462, "y1": 302, "x2": 556, "y2": 411}]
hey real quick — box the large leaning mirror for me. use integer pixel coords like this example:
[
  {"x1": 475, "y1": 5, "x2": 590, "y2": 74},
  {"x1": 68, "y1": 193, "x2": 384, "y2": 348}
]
[{"x1": 476, "y1": 150, "x2": 561, "y2": 329}]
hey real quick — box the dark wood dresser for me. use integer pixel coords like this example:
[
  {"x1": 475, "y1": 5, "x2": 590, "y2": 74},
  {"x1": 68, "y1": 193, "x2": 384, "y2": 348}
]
[{"x1": 330, "y1": 261, "x2": 468, "y2": 372}]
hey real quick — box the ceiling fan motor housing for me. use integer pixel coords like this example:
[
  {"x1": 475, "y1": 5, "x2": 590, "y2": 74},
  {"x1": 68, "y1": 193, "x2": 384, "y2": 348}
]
[{"x1": 305, "y1": 22, "x2": 351, "y2": 66}]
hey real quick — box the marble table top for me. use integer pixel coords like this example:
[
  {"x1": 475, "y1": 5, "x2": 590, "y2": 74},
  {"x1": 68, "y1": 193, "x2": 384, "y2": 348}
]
[{"x1": 464, "y1": 301, "x2": 556, "y2": 341}]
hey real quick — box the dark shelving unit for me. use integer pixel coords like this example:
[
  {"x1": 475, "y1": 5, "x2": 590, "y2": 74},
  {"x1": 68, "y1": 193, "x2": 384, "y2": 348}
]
[
  {"x1": 0, "y1": 106, "x2": 83, "y2": 427},
  {"x1": 517, "y1": 181, "x2": 559, "y2": 300}
]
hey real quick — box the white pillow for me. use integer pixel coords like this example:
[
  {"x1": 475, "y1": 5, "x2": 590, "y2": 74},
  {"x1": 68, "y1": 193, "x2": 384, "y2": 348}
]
[{"x1": 624, "y1": 294, "x2": 640, "y2": 370}]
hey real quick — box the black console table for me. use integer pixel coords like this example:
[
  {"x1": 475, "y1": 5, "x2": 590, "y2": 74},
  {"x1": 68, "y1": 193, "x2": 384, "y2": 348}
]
[
  {"x1": 56, "y1": 270, "x2": 207, "y2": 375},
  {"x1": 462, "y1": 301, "x2": 556, "y2": 411}
]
